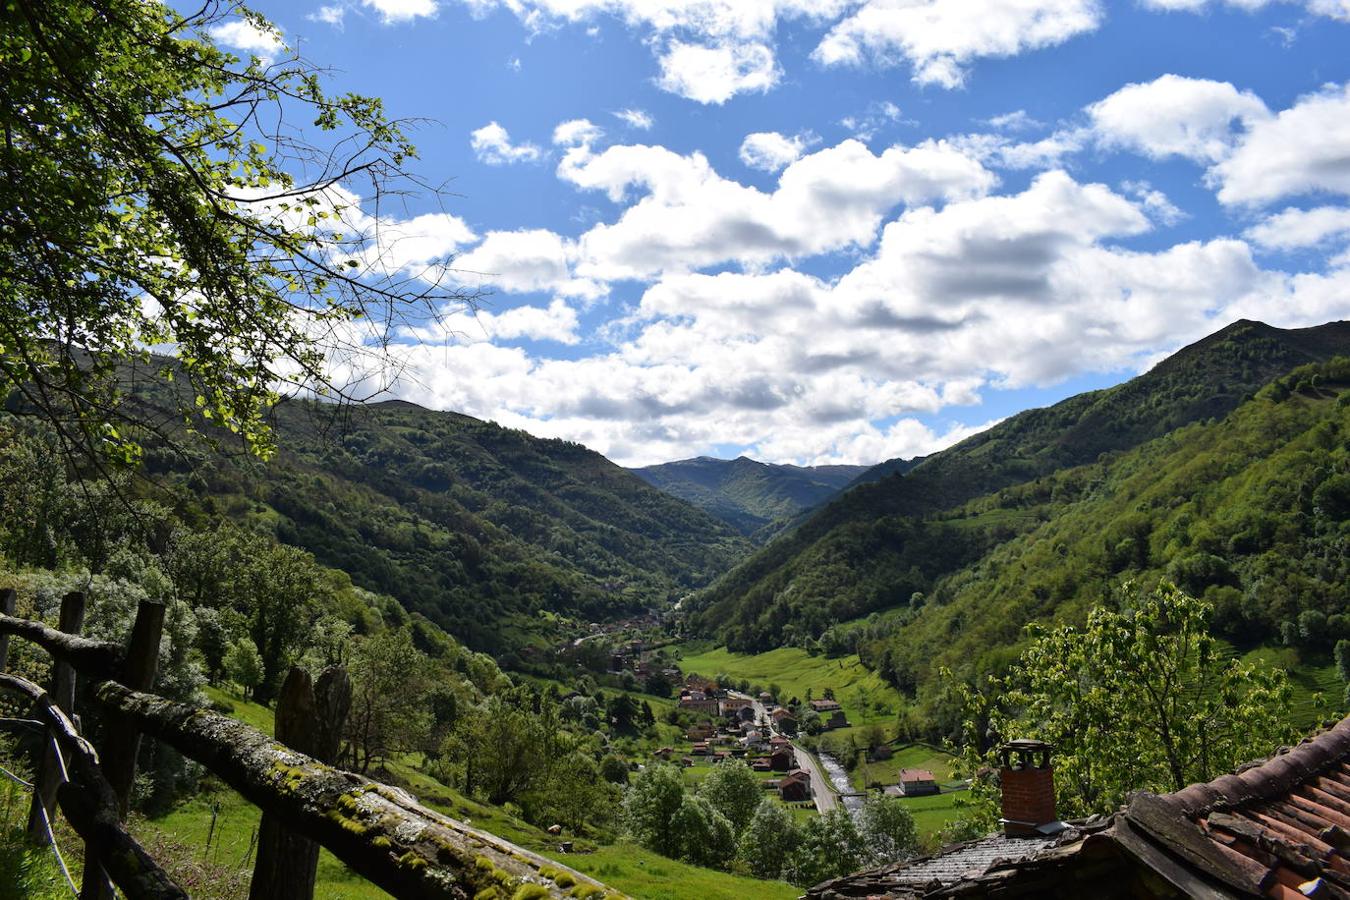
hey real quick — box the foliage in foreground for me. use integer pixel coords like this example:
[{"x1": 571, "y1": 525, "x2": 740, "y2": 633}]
[{"x1": 948, "y1": 584, "x2": 1295, "y2": 830}]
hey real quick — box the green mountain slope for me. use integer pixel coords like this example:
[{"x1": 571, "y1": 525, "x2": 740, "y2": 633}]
[
  {"x1": 861, "y1": 357, "x2": 1350, "y2": 732},
  {"x1": 145, "y1": 397, "x2": 751, "y2": 658},
  {"x1": 687, "y1": 319, "x2": 1350, "y2": 651},
  {"x1": 631, "y1": 456, "x2": 872, "y2": 536}
]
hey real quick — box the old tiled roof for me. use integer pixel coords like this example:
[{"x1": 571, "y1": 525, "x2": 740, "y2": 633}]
[
  {"x1": 1124, "y1": 715, "x2": 1350, "y2": 899},
  {"x1": 804, "y1": 833, "x2": 1077, "y2": 899},
  {"x1": 805, "y1": 717, "x2": 1350, "y2": 899},
  {"x1": 899, "y1": 769, "x2": 937, "y2": 784}
]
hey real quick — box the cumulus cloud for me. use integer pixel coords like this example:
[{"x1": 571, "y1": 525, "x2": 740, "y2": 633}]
[
  {"x1": 405, "y1": 299, "x2": 581, "y2": 345},
  {"x1": 553, "y1": 118, "x2": 605, "y2": 147},
  {"x1": 1122, "y1": 180, "x2": 1188, "y2": 227},
  {"x1": 458, "y1": 0, "x2": 850, "y2": 102},
  {"x1": 1210, "y1": 83, "x2": 1350, "y2": 205},
  {"x1": 1244, "y1": 206, "x2": 1350, "y2": 250},
  {"x1": 208, "y1": 19, "x2": 285, "y2": 56},
  {"x1": 470, "y1": 122, "x2": 544, "y2": 165},
  {"x1": 559, "y1": 137, "x2": 996, "y2": 280},
  {"x1": 363, "y1": 0, "x2": 439, "y2": 23},
  {"x1": 1087, "y1": 74, "x2": 1270, "y2": 163},
  {"x1": 451, "y1": 229, "x2": 605, "y2": 299},
  {"x1": 813, "y1": 0, "x2": 1102, "y2": 88},
  {"x1": 738, "y1": 131, "x2": 815, "y2": 172},
  {"x1": 656, "y1": 40, "x2": 779, "y2": 104}
]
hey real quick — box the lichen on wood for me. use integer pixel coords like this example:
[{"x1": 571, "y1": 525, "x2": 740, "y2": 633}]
[{"x1": 93, "y1": 681, "x2": 621, "y2": 899}]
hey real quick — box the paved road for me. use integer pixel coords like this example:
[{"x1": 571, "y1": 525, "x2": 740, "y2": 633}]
[{"x1": 736, "y1": 692, "x2": 839, "y2": 815}]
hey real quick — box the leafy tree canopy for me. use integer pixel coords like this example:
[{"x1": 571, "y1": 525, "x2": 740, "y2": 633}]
[{"x1": 1, "y1": 0, "x2": 469, "y2": 463}]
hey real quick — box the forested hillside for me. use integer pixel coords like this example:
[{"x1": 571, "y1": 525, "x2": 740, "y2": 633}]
[
  {"x1": 688, "y1": 320, "x2": 1350, "y2": 657},
  {"x1": 136, "y1": 394, "x2": 751, "y2": 658},
  {"x1": 631, "y1": 456, "x2": 872, "y2": 536}
]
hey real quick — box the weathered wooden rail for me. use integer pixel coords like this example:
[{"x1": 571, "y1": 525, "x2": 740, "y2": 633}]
[{"x1": 0, "y1": 588, "x2": 621, "y2": 899}]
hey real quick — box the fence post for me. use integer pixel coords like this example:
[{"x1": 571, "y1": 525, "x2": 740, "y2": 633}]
[
  {"x1": 249, "y1": 665, "x2": 351, "y2": 900},
  {"x1": 0, "y1": 588, "x2": 16, "y2": 671},
  {"x1": 102, "y1": 598, "x2": 165, "y2": 820},
  {"x1": 27, "y1": 591, "x2": 85, "y2": 842}
]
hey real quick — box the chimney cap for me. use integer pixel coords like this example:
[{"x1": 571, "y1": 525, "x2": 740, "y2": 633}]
[{"x1": 998, "y1": 739, "x2": 1053, "y2": 770}]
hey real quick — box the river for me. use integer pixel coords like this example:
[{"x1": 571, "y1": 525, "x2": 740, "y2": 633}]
[{"x1": 817, "y1": 751, "x2": 866, "y2": 819}]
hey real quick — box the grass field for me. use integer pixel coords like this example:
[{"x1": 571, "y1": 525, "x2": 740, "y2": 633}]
[
  {"x1": 893, "y1": 791, "x2": 967, "y2": 842},
  {"x1": 849, "y1": 743, "x2": 959, "y2": 793},
  {"x1": 675, "y1": 643, "x2": 905, "y2": 728},
  {"x1": 173, "y1": 684, "x2": 803, "y2": 899}
]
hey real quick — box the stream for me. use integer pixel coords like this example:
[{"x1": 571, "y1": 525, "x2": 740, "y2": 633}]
[{"x1": 817, "y1": 751, "x2": 866, "y2": 819}]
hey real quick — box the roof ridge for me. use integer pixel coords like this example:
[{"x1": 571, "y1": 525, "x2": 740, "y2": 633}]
[{"x1": 1165, "y1": 716, "x2": 1350, "y2": 817}]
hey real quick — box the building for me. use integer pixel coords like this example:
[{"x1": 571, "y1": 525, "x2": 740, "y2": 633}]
[
  {"x1": 810, "y1": 699, "x2": 843, "y2": 713},
  {"x1": 752, "y1": 757, "x2": 773, "y2": 772},
  {"x1": 807, "y1": 723, "x2": 1350, "y2": 898},
  {"x1": 770, "y1": 748, "x2": 795, "y2": 772},
  {"x1": 895, "y1": 769, "x2": 940, "y2": 797},
  {"x1": 779, "y1": 769, "x2": 813, "y2": 802},
  {"x1": 771, "y1": 707, "x2": 798, "y2": 734}
]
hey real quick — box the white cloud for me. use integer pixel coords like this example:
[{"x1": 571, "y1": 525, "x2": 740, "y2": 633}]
[
  {"x1": 839, "y1": 101, "x2": 904, "y2": 141},
  {"x1": 1244, "y1": 206, "x2": 1350, "y2": 250},
  {"x1": 310, "y1": 4, "x2": 346, "y2": 27},
  {"x1": 208, "y1": 19, "x2": 285, "y2": 55},
  {"x1": 553, "y1": 118, "x2": 605, "y2": 148},
  {"x1": 814, "y1": 0, "x2": 1102, "y2": 88},
  {"x1": 954, "y1": 128, "x2": 1089, "y2": 170},
  {"x1": 457, "y1": 1, "x2": 852, "y2": 102},
  {"x1": 451, "y1": 229, "x2": 605, "y2": 299},
  {"x1": 656, "y1": 40, "x2": 779, "y2": 104},
  {"x1": 1087, "y1": 74, "x2": 1270, "y2": 163},
  {"x1": 985, "y1": 110, "x2": 1043, "y2": 132},
  {"x1": 1122, "y1": 180, "x2": 1187, "y2": 226},
  {"x1": 738, "y1": 131, "x2": 814, "y2": 172},
  {"x1": 613, "y1": 108, "x2": 654, "y2": 130},
  {"x1": 561, "y1": 137, "x2": 996, "y2": 280},
  {"x1": 1141, "y1": 0, "x2": 1349, "y2": 21},
  {"x1": 363, "y1": 0, "x2": 439, "y2": 23},
  {"x1": 1210, "y1": 83, "x2": 1350, "y2": 205},
  {"x1": 406, "y1": 299, "x2": 581, "y2": 345},
  {"x1": 470, "y1": 122, "x2": 544, "y2": 165}
]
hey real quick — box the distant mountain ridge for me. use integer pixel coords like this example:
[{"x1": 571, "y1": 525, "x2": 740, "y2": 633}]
[
  {"x1": 630, "y1": 455, "x2": 873, "y2": 537},
  {"x1": 687, "y1": 319, "x2": 1350, "y2": 651}
]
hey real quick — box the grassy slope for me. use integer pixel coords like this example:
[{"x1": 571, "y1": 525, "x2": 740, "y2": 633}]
[
  {"x1": 176, "y1": 688, "x2": 798, "y2": 900},
  {"x1": 675, "y1": 643, "x2": 904, "y2": 728}
]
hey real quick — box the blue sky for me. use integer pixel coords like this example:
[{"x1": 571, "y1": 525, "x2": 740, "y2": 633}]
[{"x1": 213, "y1": 0, "x2": 1350, "y2": 465}]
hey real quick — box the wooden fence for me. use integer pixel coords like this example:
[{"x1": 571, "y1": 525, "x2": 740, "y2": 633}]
[{"x1": 0, "y1": 588, "x2": 621, "y2": 899}]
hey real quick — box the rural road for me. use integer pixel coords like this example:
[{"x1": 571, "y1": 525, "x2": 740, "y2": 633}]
[{"x1": 740, "y1": 692, "x2": 839, "y2": 815}]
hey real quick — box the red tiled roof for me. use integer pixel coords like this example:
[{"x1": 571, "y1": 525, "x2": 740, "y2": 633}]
[
  {"x1": 1126, "y1": 716, "x2": 1350, "y2": 899},
  {"x1": 899, "y1": 769, "x2": 937, "y2": 783}
]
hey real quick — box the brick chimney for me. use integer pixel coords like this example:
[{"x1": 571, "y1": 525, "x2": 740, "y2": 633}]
[{"x1": 998, "y1": 739, "x2": 1057, "y2": 836}]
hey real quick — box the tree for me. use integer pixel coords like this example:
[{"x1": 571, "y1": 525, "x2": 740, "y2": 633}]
[
  {"x1": 599, "y1": 754, "x2": 630, "y2": 785},
  {"x1": 669, "y1": 794, "x2": 735, "y2": 869},
  {"x1": 1, "y1": 0, "x2": 474, "y2": 465},
  {"x1": 950, "y1": 583, "x2": 1294, "y2": 826},
  {"x1": 622, "y1": 764, "x2": 687, "y2": 857},
  {"x1": 697, "y1": 759, "x2": 762, "y2": 833},
  {"x1": 225, "y1": 637, "x2": 263, "y2": 700},
  {"x1": 858, "y1": 796, "x2": 919, "y2": 865},
  {"x1": 344, "y1": 630, "x2": 433, "y2": 774},
  {"x1": 782, "y1": 808, "x2": 865, "y2": 887},
  {"x1": 736, "y1": 799, "x2": 801, "y2": 879},
  {"x1": 234, "y1": 540, "x2": 326, "y2": 702}
]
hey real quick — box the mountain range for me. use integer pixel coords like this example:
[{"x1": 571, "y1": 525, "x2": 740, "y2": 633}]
[{"x1": 630, "y1": 456, "x2": 873, "y2": 537}]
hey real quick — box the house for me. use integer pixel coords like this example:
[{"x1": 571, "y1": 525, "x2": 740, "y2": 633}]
[
  {"x1": 752, "y1": 757, "x2": 773, "y2": 772},
  {"x1": 743, "y1": 732, "x2": 768, "y2": 751},
  {"x1": 769, "y1": 735, "x2": 792, "y2": 752},
  {"x1": 653, "y1": 747, "x2": 674, "y2": 761},
  {"x1": 679, "y1": 756, "x2": 694, "y2": 768},
  {"x1": 779, "y1": 770, "x2": 812, "y2": 802},
  {"x1": 895, "y1": 769, "x2": 940, "y2": 797},
  {"x1": 771, "y1": 707, "x2": 798, "y2": 734},
  {"x1": 712, "y1": 751, "x2": 730, "y2": 763},
  {"x1": 758, "y1": 691, "x2": 774, "y2": 704},
  {"x1": 737, "y1": 705, "x2": 757, "y2": 723},
  {"x1": 678, "y1": 690, "x2": 719, "y2": 714},
  {"x1": 770, "y1": 748, "x2": 795, "y2": 772},
  {"x1": 823, "y1": 710, "x2": 849, "y2": 730},
  {"x1": 810, "y1": 698, "x2": 842, "y2": 713},
  {"x1": 806, "y1": 723, "x2": 1350, "y2": 899},
  {"x1": 720, "y1": 697, "x2": 753, "y2": 718},
  {"x1": 691, "y1": 741, "x2": 709, "y2": 755},
  {"x1": 686, "y1": 722, "x2": 714, "y2": 741}
]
